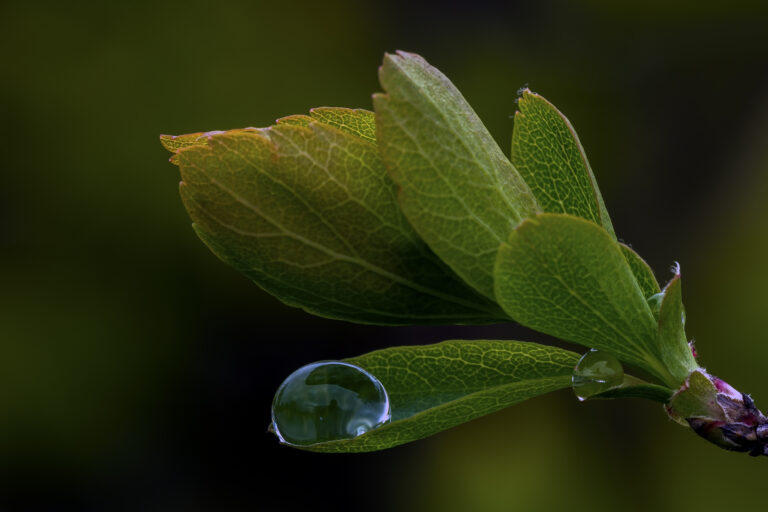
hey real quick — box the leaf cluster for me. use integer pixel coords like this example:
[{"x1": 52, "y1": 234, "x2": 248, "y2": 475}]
[{"x1": 162, "y1": 51, "x2": 697, "y2": 451}]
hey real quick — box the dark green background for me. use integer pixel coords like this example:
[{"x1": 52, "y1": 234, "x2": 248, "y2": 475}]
[{"x1": 2, "y1": 1, "x2": 768, "y2": 510}]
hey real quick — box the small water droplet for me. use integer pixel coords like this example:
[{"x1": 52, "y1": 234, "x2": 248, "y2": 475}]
[
  {"x1": 271, "y1": 361, "x2": 391, "y2": 446},
  {"x1": 572, "y1": 350, "x2": 624, "y2": 401},
  {"x1": 647, "y1": 292, "x2": 664, "y2": 319}
]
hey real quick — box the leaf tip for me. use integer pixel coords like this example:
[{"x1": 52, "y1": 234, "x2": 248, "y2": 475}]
[
  {"x1": 515, "y1": 88, "x2": 547, "y2": 111},
  {"x1": 381, "y1": 51, "x2": 398, "y2": 65},
  {"x1": 381, "y1": 50, "x2": 426, "y2": 74},
  {"x1": 395, "y1": 49, "x2": 422, "y2": 60},
  {"x1": 661, "y1": 263, "x2": 682, "y2": 292},
  {"x1": 380, "y1": 51, "x2": 405, "y2": 75},
  {"x1": 159, "y1": 133, "x2": 177, "y2": 152}
]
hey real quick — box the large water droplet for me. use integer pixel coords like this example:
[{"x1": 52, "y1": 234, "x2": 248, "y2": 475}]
[
  {"x1": 271, "y1": 361, "x2": 391, "y2": 446},
  {"x1": 572, "y1": 350, "x2": 624, "y2": 401}
]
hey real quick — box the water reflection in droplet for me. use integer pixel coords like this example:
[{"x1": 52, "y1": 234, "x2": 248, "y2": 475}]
[
  {"x1": 572, "y1": 350, "x2": 624, "y2": 401},
  {"x1": 271, "y1": 361, "x2": 391, "y2": 446}
]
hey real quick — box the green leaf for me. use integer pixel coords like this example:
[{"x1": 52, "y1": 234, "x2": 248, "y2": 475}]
[
  {"x1": 494, "y1": 213, "x2": 677, "y2": 387},
  {"x1": 657, "y1": 270, "x2": 698, "y2": 383},
  {"x1": 166, "y1": 109, "x2": 506, "y2": 325},
  {"x1": 668, "y1": 369, "x2": 724, "y2": 420},
  {"x1": 160, "y1": 131, "x2": 212, "y2": 152},
  {"x1": 373, "y1": 51, "x2": 539, "y2": 300},
  {"x1": 307, "y1": 107, "x2": 377, "y2": 144},
  {"x1": 274, "y1": 114, "x2": 312, "y2": 127},
  {"x1": 620, "y1": 243, "x2": 661, "y2": 298},
  {"x1": 300, "y1": 340, "x2": 578, "y2": 453},
  {"x1": 161, "y1": 131, "x2": 218, "y2": 164},
  {"x1": 511, "y1": 89, "x2": 615, "y2": 238}
]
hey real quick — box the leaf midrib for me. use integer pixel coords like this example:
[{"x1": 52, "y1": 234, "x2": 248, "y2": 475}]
[
  {"x1": 388, "y1": 57, "x2": 530, "y2": 220},
  {"x1": 183, "y1": 148, "x2": 503, "y2": 317},
  {"x1": 270, "y1": 124, "x2": 417, "y2": 238},
  {"x1": 193, "y1": 205, "x2": 496, "y2": 322},
  {"x1": 384, "y1": 109, "x2": 506, "y2": 250}
]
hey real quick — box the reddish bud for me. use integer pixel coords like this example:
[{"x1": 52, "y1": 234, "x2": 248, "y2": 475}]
[{"x1": 669, "y1": 370, "x2": 768, "y2": 456}]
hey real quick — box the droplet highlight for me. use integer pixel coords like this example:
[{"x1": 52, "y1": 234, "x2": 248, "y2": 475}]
[
  {"x1": 572, "y1": 350, "x2": 624, "y2": 401},
  {"x1": 271, "y1": 361, "x2": 391, "y2": 446}
]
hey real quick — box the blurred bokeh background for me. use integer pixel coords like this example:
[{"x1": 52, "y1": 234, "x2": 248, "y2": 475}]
[{"x1": 2, "y1": 1, "x2": 768, "y2": 510}]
